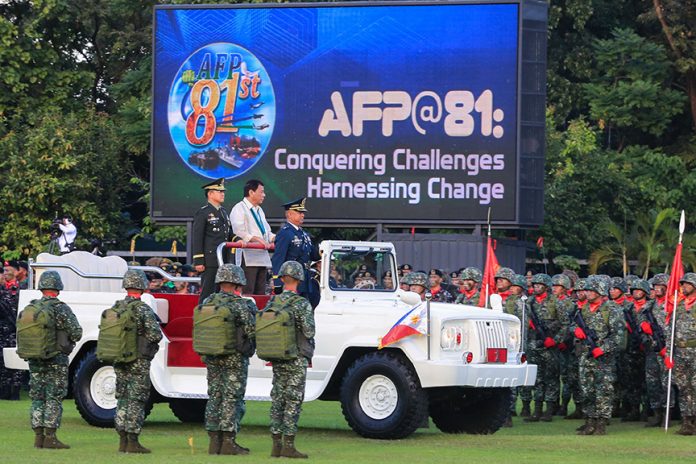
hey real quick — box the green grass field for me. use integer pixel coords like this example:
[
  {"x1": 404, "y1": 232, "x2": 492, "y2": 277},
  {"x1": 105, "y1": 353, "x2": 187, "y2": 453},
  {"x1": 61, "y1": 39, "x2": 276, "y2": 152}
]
[{"x1": 1, "y1": 397, "x2": 695, "y2": 463}]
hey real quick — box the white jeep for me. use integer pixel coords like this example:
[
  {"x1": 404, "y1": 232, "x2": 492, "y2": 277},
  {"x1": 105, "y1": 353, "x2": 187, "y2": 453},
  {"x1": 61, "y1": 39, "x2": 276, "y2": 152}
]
[{"x1": 4, "y1": 241, "x2": 536, "y2": 438}]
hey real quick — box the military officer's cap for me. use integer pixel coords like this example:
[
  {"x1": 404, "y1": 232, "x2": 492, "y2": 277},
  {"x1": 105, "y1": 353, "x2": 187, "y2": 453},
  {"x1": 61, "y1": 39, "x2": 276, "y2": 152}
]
[
  {"x1": 283, "y1": 197, "x2": 307, "y2": 212},
  {"x1": 429, "y1": 268, "x2": 444, "y2": 278},
  {"x1": 202, "y1": 178, "x2": 226, "y2": 191},
  {"x1": 399, "y1": 264, "x2": 413, "y2": 271}
]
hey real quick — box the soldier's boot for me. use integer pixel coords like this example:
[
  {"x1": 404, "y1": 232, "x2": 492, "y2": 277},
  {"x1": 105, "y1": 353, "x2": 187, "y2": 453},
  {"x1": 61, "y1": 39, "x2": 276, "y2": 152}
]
[
  {"x1": 593, "y1": 418, "x2": 607, "y2": 436},
  {"x1": 645, "y1": 410, "x2": 664, "y2": 428},
  {"x1": 280, "y1": 435, "x2": 308, "y2": 459},
  {"x1": 520, "y1": 401, "x2": 531, "y2": 417},
  {"x1": 621, "y1": 405, "x2": 640, "y2": 422},
  {"x1": 271, "y1": 433, "x2": 282, "y2": 458},
  {"x1": 208, "y1": 431, "x2": 222, "y2": 455},
  {"x1": 118, "y1": 430, "x2": 128, "y2": 453},
  {"x1": 219, "y1": 431, "x2": 249, "y2": 455},
  {"x1": 524, "y1": 401, "x2": 542, "y2": 422},
  {"x1": 677, "y1": 416, "x2": 695, "y2": 436},
  {"x1": 126, "y1": 433, "x2": 151, "y2": 454},
  {"x1": 43, "y1": 428, "x2": 70, "y2": 449},
  {"x1": 540, "y1": 402, "x2": 555, "y2": 422},
  {"x1": 577, "y1": 418, "x2": 596, "y2": 435},
  {"x1": 575, "y1": 418, "x2": 589, "y2": 432},
  {"x1": 33, "y1": 427, "x2": 44, "y2": 449},
  {"x1": 557, "y1": 399, "x2": 569, "y2": 417}
]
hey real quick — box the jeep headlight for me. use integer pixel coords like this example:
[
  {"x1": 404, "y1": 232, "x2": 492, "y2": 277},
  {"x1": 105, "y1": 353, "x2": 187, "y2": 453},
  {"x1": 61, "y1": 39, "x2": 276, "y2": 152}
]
[
  {"x1": 505, "y1": 320, "x2": 521, "y2": 352},
  {"x1": 440, "y1": 324, "x2": 467, "y2": 351}
]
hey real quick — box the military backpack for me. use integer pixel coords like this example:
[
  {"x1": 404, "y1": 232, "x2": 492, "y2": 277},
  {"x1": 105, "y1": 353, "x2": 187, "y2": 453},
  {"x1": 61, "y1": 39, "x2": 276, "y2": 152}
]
[
  {"x1": 97, "y1": 300, "x2": 139, "y2": 363},
  {"x1": 193, "y1": 294, "x2": 238, "y2": 356},
  {"x1": 255, "y1": 295, "x2": 300, "y2": 361},
  {"x1": 16, "y1": 299, "x2": 59, "y2": 360}
]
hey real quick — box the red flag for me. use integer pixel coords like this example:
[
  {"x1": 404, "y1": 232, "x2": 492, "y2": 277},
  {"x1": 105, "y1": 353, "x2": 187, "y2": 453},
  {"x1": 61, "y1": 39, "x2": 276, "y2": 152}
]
[
  {"x1": 536, "y1": 236, "x2": 544, "y2": 249},
  {"x1": 666, "y1": 242, "x2": 684, "y2": 321},
  {"x1": 478, "y1": 236, "x2": 500, "y2": 307}
]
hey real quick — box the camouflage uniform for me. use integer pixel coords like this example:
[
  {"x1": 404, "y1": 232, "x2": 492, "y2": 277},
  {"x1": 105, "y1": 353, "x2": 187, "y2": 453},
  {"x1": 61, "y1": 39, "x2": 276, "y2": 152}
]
[
  {"x1": 552, "y1": 274, "x2": 579, "y2": 417},
  {"x1": 455, "y1": 267, "x2": 481, "y2": 305},
  {"x1": 574, "y1": 277, "x2": 624, "y2": 433},
  {"x1": 202, "y1": 266, "x2": 257, "y2": 434},
  {"x1": 669, "y1": 273, "x2": 696, "y2": 433},
  {"x1": 113, "y1": 271, "x2": 162, "y2": 436},
  {"x1": 523, "y1": 274, "x2": 568, "y2": 420}
]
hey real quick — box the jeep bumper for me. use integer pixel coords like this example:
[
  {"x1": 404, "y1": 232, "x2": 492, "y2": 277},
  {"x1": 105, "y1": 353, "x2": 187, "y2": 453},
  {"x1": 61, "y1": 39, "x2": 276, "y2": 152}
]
[{"x1": 413, "y1": 360, "x2": 537, "y2": 388}]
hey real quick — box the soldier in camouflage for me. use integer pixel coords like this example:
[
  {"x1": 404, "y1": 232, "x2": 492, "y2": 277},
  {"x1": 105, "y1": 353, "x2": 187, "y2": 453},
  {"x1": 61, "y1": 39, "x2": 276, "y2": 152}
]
[
  {"x1": 0, "y1": 284, "x2": 21, "y2": 400},
  {"x1": 269, "y1": 261, "x2": 315, "y2": 458},
  {"x1": 428, "y1": 269, "x2": 453, "y2": 303},
  {"x1": 455, "y1": 267, "x2": 481, "y2": 305},
  {"x1": 563, "y1": 278, "x2": 586, "y2": 420},
  {"x1": 201, "y1": 264, "x2": 257, "y2": 455},
  {"x1": 633, "y1": 279, "x2": 666, "y2": 427},
  {"x1": 666, "y1": 272, "x2": 696, "y2": 435},
  {"x1": 405, "y1": 272, "x2": 429, "y2": 301},
  {"x1": 573, "y1": 276, "x2": 624, "y2": 435},
  {"x1": 494, "y1": 267, "x2": 516, "y2": 305},
  {"x1": 503, "y1": 274, "x2": 528, "y2": 425},
  {"x1": 523, "y1": 273, "x2": 568, "y2": 423},
  {"x1": 551, "y1": 274, "x2": 577, "y2": 417},
  {"x1": 22, "y1": 271, "x2": 82, "y2": 449},
  {"x1": 610, "y1": 277, "x2": 641, "y2": 421},
  {"x1": 113, "y1": 270, "x2": 163, "y2": 453}
]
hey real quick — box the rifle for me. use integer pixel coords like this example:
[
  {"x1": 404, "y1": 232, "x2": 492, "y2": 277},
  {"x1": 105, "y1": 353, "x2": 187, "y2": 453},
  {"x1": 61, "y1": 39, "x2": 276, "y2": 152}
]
[
  {"x1": 622, "y1": 305, "x2": 640, "y2": 342},
  {"x1": 574, "y1": 309, "x2": 599, "y2": 356},
  {"x1": 528, "y1": 302, "x2": 561, "y2": 362},
  {"x1": 642, "y1": 307, "x2": 666, "y2": 353}
]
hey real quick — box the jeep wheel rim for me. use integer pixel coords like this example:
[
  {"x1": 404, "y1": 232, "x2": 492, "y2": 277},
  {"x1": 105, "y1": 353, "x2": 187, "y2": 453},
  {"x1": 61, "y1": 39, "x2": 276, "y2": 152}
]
[
  {"x1": 359, "y1": 374, "x2": 398, "y2": 420},
  {"x1": 90, "y1": 366, "x2": 117, "y2": 410}
]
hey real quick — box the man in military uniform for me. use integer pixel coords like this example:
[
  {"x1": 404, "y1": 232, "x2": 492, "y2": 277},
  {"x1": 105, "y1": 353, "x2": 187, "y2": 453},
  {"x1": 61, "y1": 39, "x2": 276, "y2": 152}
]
[
  {"x1": 18, "y1": 271, "x2": 82, "y2": 449},
  {"x1": 112, "y1": 270, "x2": 163, "y2": 453},
  {"x1": 551, "y1": 274, "x2": 576, "y2": 417},
  {"x1": 523, "y1": 273, "x2": 567, "y2": 423},
  {"x1": 404, "y1": 272, "x2": 429, "y2": 301},
  {"x1": 192, "y1": 178, "x2": 233, "y2": 303},
  {"x1": 454, "y1": 267, "x2": 480, "y2": 305},
  {"x1": 494, "y1": 267, "x2": 516, "y2": 305},
  {"x1": 573, "y1": 276, "x2": 624, "y2": 435},
  {"x1": 428, "y1": 269, "x2": 453, "y2": 303},
  {"x1": 502, "y1": 274, "x2": 528, "y2": 425},
  {"x1": 609, "y1": 277, "x2": 639, "y2": 420},
  {"x1": 563, "y1": 278, "x2": 587, "y2": 420},
  {"x1": 269, "y1": 261, "x2": 315, "y2": 458},
  {"x1": 0, "y1": 283, "x2": 21, "y2": 400},
  {"x1": 271, "y1": 198, "x2": 320, "y2": 307},
  {"x1": 199, "y1": 264, "x2": 256, "y2": 455},
  {"x1": 666, "y1": 272, "x2": 696, "y2": 435}
]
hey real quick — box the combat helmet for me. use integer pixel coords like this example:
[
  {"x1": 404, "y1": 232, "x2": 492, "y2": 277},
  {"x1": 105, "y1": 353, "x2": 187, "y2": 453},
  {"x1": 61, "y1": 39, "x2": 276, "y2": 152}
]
[
  {"x1": 122, "y1": 269, "x2": 149, "y2": 290},
  {"x1": 574, "y1": 278, "x2": 587, "y2": 291},
  {"x1": 624, "y1": 274, "x2": 640, "y2": 288},
  {"x1": 279, "y1": 261, "x2": 305, "y2": 281},
  {"x1": 585, "y1": 275, "x2": 608, "y2": 296},
  {"x1": 495, "y1": 267, "x2": 515, "y2": 282},
  {"x1": 652, "y1": 273, "x2": 669, "y2": 286},
  {"x1": 408, "y1": 272, "x2": 429, "y2": 288},
  {"x1": 679, "y1": 272, "x2": 696, "y2": 287},
  {"x1": 611, "y1": 277, "x2": 628, "y2": 294},
  {"x1": 530, "y1": 273, "x2": 552, "y2": 288},
  {"x1": 460, "y1": 267, "x2": 482, "y2": 283},
  {"x1": 512, "y1": 274, "x2": 528, "y2": 289},
  {"x1": 551, "y1": 274, "x2": 572, "y2": 290},
  {"x1": 630, "y1": 279, "x2": 651, "y2": 295},
  {"x1": 215, "y1": 264, "x2": 247, "y2": 285},
  {"x1": 38, "y1": 271, "x2": 64, "y2": 291}
]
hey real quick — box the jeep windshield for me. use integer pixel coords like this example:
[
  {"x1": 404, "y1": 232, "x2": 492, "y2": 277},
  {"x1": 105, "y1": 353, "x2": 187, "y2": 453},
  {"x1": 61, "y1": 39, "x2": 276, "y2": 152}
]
[{"x1": 329, "y1": 248, "x2": 396, "y2": 291}]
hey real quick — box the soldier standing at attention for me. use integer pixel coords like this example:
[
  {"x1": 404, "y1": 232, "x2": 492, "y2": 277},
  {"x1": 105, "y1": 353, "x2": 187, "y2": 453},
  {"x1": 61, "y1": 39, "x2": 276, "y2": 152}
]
[
  {"x1": 667, "y1": 273, "x2": 696, "y2": 435},
  {"x1": 551, "y1": 274, "x2": 575, "y2": 417},
  {"x1": 428, "y1": 269, "x2": 453, "y2": 303},
  {"x1": 193, "y1": 178, "x2": 232, "y2": 303},
  {"x1": 523, "y1": 273, "x2": 567, "y2": 423},
  {"x1": 609, "y1": 277, "x2": 639, "y2": 420},
  {"x1": 404, "y1": 272, "x2": 429, "y2": 301},
  {"x1": 563, "y1": 278, "x2": 587, "y2": 420},
  {"x1": 112, "y1": 270, "x2": 162, "y2": 453},
  {"x1": 455, "y1": 267, "x2": 481, "y2": 305},
  {"x1": 573, "y1": 276, "x2": 624, "y2": 435},
  {"x1": 16, "y1": 271, "x2": 82, "y2": 449},
  {"x1": 197, "y1": 264, "x2": 256, "y2": 455},
  {"x1": 269, "y1": 261, "x2": 315, "y2": 459},
  {"x1": 271, "y1": 198, "x2": 320, "y2": 306}
]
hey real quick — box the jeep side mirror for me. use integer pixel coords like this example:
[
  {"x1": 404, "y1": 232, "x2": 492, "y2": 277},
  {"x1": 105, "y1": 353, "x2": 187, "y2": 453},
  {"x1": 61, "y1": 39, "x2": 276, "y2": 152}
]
[
  {"x1": 398, "y1": 290, "x2": 422, "y2": 306},
  {"x1": 489, "y1": 293, "x2": 503, "y2": 312}
]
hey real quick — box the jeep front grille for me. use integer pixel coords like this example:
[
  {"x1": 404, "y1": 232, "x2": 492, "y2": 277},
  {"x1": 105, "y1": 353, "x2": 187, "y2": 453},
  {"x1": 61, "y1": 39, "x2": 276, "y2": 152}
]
[{"x1": 475, "y1": 320, "x2": 507, "y2": 352}]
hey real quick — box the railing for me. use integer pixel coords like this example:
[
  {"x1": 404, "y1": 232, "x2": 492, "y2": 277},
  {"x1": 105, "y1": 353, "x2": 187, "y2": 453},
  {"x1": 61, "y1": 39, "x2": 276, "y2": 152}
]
[{"x1": 216, "y1": 241, "x2": 275, "y2": 267}]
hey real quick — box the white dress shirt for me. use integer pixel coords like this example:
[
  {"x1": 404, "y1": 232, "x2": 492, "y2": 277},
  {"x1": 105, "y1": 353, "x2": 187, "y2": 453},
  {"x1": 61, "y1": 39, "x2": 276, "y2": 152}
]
[{"x1": 230, "y1": 198, "x2": 275, "y2": 267}]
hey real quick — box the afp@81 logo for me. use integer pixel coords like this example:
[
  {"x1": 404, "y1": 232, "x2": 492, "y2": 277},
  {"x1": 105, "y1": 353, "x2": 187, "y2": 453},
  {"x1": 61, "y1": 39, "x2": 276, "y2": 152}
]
[{"x1": 168, "y1": 42, "x2": 275, "y2": 179}]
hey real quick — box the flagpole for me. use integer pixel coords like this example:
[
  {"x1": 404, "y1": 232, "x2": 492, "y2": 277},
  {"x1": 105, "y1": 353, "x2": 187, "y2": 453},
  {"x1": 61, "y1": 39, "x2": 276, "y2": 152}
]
[
  {"x1": 665, "y1": 209, "x2": 685, "y2": 431},
  {"x1": 485, "y1": 207, "x2": 491, "y2": 309},
  {"x1": 425, "y1": 292, "x2": 432, "y2": 360}
]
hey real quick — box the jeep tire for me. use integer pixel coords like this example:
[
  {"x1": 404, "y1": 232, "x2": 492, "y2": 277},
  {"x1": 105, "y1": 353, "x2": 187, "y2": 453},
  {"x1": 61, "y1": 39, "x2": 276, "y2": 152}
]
[
  {"x1": 339, "y1": 351, "x2": 428, "y2": 439},
  {"x1": 429, "y1": 387, "x2": 512, "y2": 434},
  {"x1": 169, "y1": 398, "x2": 207, "y2": 423},
  {"x1": 73, "y1": 348, "x2": 153, "y2": 427}
]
